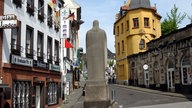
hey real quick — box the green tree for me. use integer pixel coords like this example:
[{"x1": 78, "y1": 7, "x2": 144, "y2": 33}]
[
  {"x1": 161, "y1": 4, "x2": 186, "y2": 35},
  {"x1": 187, "y1": 15, "x2": 192, "y2": 23},
  {"x1": 109, "y1": 60, "x2": 114, "y2": 67}
]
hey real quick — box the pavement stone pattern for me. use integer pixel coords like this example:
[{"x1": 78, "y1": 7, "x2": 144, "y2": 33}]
[
  {"x1": 60, "y1": 84, "x2": 192, "y2": 108},
  {"x1": 61, "y1": 87, "x2": 83, "y2": 108},
  {"x1": 130, "y1": 101, "x2": 192, "y2": 108}
]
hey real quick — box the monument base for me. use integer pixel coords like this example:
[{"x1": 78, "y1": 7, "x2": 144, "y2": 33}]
[
  {"x1": 84, "y1": 80, "x2": 110, "y2": 108},
  {"x1": 84, "y1": 100, "x2": 110, "y2": 108}
]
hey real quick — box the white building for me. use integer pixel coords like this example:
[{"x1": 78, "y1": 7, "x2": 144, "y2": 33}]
[{"x1": 0, "y1": 0, "x2": 65, "y2": 108}]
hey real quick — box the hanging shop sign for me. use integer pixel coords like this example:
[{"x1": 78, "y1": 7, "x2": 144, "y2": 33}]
[
  {"x1": 60, "y1": 8, "x2": 70, "y2": 38},
  {"x1": 11, "y1": 54, "x2": 33, "y2": 67},
  {"x1": 0, "y1": 14, "x2": 18, "y2": 28}
]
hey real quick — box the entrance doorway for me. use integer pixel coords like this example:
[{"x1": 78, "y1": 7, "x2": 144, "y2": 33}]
[
  {"x1": 167, "y1": 68, "x2": 175, "y2": 91},
  {"x1": 144, "y1": 70, "x2": 149, "y2": 88},
  {"x1": 36, "y1": 86, "x2": 40, "y2": 108}
]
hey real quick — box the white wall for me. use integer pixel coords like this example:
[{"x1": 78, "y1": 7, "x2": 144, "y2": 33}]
[{"x1": 3, "y1": 0, "x2": 60, "y2": 64}]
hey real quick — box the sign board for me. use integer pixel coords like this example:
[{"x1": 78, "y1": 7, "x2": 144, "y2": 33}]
[
  {"x1": 0, "y1": 14, "x2": 18, "y2": 28},
  {"x1": 33, "y1": 60, "x2": 49, "y2": 69},
  {"x1": 60, "y1": 8, "x2": 70, "y2": 38},
  {"x1": 11, "y1": 54, "x2": 33, "y2": 67},
  {"x1": 49, "y1": 64, "x2": 60, "y2": 71},
  {"x1": 0, "y1": 20, "x2": 18, "y2": 28}
]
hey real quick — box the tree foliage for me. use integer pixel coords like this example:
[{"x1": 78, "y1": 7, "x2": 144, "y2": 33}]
[
  {"x1": 187, "y1": 15, "x2": 192, "y2": 23},
  {"x1": 109, "y1": 60, "x2": 114, "y2": 67},
  {"x1": 161, "y1": 4, "x2": 186, "y2": 35}
]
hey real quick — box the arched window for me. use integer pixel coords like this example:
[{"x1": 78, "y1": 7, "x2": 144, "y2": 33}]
[
  {"x1": 139, "y1": 39, "x2": 145, "y2": 50},
  {"x1": 181, "y1": 56, "x2": 191, "y2": 84}
]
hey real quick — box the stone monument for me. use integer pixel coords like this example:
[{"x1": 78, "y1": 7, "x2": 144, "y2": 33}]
[{"x1": 84, "y1": 20, "x2": 110, "y2": 108}]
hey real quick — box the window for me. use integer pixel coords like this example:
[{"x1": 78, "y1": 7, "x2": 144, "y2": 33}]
[
  {"x1": 37, "y1": 31, "x2": 44, "y2": 60},
  {"x1": 122, "y1": 40, "x2": 124, "y2": 52},
  {"x1": 38, "y1": 0, "x2": 44, "y2": 22},
  {"x1": 47, "y1": 5, "x2": 53, "y2": 27},
  {"x1": 54, "y1": 40, "x2": 59, "y2": 65},
  {"x1": 27, "y1": 0, "x2": 34, "y2": 15},
  {"x1": 121, "y1": 23, "x2": 124, "y2": 34},
  {"x1": 117, "y1": 43, "x2": 120, "y2": 55},
  {"x1": 26, "y1": 26, "x2": 34, "y2": 58},
  {"x1": 12, "y1": 81, "x2": 31, "y2": 108},
  {"x1": 181, "y1": 56, "x2": 191, "y2": 85},
  {"x1": 144, "y1": 17, "x2": 149, "y2": 27},
  {"x1": 153, "y1": 19, "x2": 155, "y2": 30},
  {"x1": 47, "y1": 82, "x2": 58, "y2": 105},
  {"x1": 47, "y1": 37, "x2": 52, "y2": 63},
  {"x1": 139, "y1": 39, "x2": 145, "y2": 50},
  {"x1": 133, "y1": 18, "x2": 139, "y2": 28},
  {"x1": 13, "y1": 0, "x2": 22, "y2": 8},
  {"x1": 126, "y1": 20, "x2": 129, "y2": 31},
  {"x1": 117, "y1": 26, "x2": 119, "y2": 36},
  {"x1": 11, "y1": 21, "x2": 21, "y2": 55}
]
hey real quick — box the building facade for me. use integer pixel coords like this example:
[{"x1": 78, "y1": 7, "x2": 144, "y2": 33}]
[
  {"x1": 0, "y1": 0, "x2": 65, "y2": 108},
  {"x1": 114, "y1": 0, "x2": 161, "y2": 84},
  {"x1": 128, "y1": 24, "x2": 192, "y2": 93},
  {"x1": 61, "y1": 0, "x2": 83, "y2": 100}
]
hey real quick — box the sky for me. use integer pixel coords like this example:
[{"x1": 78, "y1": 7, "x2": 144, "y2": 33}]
[{"x1": 74, "y1": 0, "x2": 192, "y2": 53}]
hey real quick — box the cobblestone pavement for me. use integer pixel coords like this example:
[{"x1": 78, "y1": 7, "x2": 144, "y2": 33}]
[{"x1": 60, "y1": 84, "x2": 192, "y2": 108}]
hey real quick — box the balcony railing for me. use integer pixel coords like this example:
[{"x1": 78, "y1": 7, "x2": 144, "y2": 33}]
[
  {"x1": 26, "y1": 48, "x2": 34, "y2": 59},
  {"x1": 11, "y1": 43, "x2": 23, "y2": 55}
]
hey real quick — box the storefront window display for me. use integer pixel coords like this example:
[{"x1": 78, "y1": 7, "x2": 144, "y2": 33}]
[
  {"x1": 12, "y1": 81, "x2": 31, "y2": 108},
  {"x1": 47, "y1": 82, "x2": 58, "y2": 105}
]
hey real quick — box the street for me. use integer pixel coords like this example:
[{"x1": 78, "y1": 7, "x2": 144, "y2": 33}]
[
  {"x1": 109, "y1": 84, "x2": 192, "y2": 108},
  {"x1": 64, "y1": 84, "x2": 192, "y2": 108}
]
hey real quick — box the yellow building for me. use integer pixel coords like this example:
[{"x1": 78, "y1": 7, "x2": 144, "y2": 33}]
[{"x1": 114, "y1": 0, "x2": 161, "y2": 84}]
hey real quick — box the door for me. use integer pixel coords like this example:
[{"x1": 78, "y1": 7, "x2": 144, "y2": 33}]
[
  {"x1": 144, "y1": 70, "x2": 149, "y2": 88},
  {"x1": 167, "y1": 68, "x2": 175, "y2": 91},
  {"x1": 36, "y1": 86, "x2": 40, "y2": 108}
]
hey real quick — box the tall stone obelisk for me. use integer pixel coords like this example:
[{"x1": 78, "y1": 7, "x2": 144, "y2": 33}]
[{"x1": 84, "y1": 20, "x2": 110, "y2": 108}]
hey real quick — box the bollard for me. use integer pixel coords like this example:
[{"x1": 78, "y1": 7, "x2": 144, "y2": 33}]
[{"x1": 111, "y1": 89, "x2": 115, "y2": 101}]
